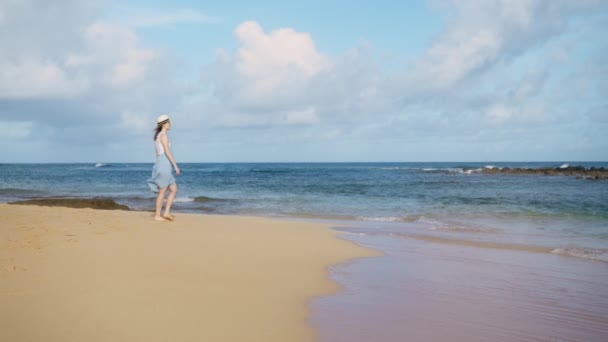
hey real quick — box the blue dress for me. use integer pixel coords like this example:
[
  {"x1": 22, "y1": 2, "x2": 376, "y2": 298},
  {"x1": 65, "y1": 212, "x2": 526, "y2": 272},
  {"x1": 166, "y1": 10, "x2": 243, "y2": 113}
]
[{"x1": 147, "y1": 132, "x2": 175, "y2": 192}]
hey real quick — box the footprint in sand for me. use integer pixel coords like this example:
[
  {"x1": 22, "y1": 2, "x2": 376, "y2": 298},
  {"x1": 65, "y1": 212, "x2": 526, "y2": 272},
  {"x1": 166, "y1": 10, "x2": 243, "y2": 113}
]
[{"x1": 5, "y1": 265, "x2": 27, "y2": 273}]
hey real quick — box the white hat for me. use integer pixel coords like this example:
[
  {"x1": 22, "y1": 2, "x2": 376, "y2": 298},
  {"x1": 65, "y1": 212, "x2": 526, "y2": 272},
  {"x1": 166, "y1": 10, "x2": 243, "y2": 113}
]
[{"x1": 156, "y1": 114, "x2": 170, "y2": 124}]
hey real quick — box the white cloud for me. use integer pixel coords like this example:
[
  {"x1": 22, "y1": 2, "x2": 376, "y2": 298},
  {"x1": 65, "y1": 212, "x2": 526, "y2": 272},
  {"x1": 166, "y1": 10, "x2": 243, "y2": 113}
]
[
  {"x1": 0, "y1": 0, "x2": 181, "y2": 153},
  {"x1": 0, "y1": 0, "x2": 158, "y2": 100},
  {"x1": 191, "y1": 1, "x2": 604, "y2": 133},
  {"x1": 413, "y1": 28, "x2": 502, "y2": 89},
  {"x1": 402, "y1": 0, "x2": 602, "y2": 94},
  {"x1": 194, "y1": 21, "x2": 388, "y2": 128},
  {"x1": 0, "y1": 0, "x2": 94, "y2": 99},
  {"x1": 75, "y1": 22, "x2": 157, "y2": 88},
  {"x1": 234, "y1": 21, "x2": 330, "y2": 96},
  {"x1": 0, "y1": 59, "x2": 87, "y2": 99}
]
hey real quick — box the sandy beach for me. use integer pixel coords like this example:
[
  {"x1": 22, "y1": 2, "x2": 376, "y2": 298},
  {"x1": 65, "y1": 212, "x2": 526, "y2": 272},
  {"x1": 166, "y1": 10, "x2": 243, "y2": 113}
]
[{"x1": 0, "y1": 204, "x2": 377, "y2": 342}]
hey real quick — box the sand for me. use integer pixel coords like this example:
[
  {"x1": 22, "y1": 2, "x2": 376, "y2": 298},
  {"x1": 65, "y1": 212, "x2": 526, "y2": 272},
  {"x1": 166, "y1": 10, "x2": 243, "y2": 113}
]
[{"x1": 0, "y1": 204, "x2": 376, "y2": 342}]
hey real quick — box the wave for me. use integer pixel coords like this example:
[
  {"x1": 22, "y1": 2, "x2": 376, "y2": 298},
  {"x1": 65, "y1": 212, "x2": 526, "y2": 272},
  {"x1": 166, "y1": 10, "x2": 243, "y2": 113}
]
[
  {"x1": 465, "y1": 168, "x2": 482, "y2": 174},
  {"x1": 376, "y1": 166, "x2": 416, "y2": 170},
  {"x1": 356, "y1": 216, "x2": 421, "y2": 222},
  {"x1": 422, "y1": 167, "x2": 483, "y2": 175},
  {"x1": 429, "y1": 226, "x2": 498, "y2": 233},
  {"x1": 95, "y1": 163, "x2": 108, "y2": 168},
  {"x1": 411, "y1": 216, "x2": 498, "y2": 233},
  {"x1": 352, "y1": 215, "x2": 496, "y2": 234},
  {"x1": 116, "y1": 195, "x2": 231, "y2": 205},
  {"x1": 174, "y1": 197, "x2": 195, "y2": 203},
  {"x1": 550, "y1": 248, "x2": 608, "y2": 262},
  {"x1": 386, "y1": 232, "x2": 608, "y2": 263},
  {"x1": 437, "y1": 196, "x2": 503, "y2": 205}
]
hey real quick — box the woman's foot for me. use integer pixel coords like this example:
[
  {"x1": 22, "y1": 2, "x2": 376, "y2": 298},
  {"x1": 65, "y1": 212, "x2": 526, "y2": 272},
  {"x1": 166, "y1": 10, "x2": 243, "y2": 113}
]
[
  {"x1": 163, "y1": 213, "x2": 175, "y2": 221},
  {"x1": 154, "y1": 216, "x2": 169, "y2": 221}
]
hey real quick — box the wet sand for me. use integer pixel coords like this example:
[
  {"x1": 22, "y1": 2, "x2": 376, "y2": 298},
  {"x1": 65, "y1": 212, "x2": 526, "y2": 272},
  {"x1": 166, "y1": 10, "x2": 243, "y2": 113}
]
[
  {"x1": 312, "y1": 230, "x2": 608, "y2": 341},
  {"x1": 0, "y1": 204, "x2": 376, "y2": 342}
]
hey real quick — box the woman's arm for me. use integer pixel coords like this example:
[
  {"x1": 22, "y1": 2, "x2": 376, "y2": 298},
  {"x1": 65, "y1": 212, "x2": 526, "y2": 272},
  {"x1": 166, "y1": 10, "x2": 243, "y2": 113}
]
[{"x1": 160, "y1": 134, "x2": 181, "y2": 176}]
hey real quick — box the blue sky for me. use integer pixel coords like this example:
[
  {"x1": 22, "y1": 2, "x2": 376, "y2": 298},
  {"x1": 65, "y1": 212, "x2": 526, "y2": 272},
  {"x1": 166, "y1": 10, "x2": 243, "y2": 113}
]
[{"x1": 1, "y1": 0, "x2": 607, "y2": 162}]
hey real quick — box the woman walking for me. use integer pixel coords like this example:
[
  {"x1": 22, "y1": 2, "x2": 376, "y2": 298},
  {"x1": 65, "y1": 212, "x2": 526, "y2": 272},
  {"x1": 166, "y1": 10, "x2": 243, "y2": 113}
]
[{"x1": 147, "y1": 114, "x2": 180, "y2": 221}]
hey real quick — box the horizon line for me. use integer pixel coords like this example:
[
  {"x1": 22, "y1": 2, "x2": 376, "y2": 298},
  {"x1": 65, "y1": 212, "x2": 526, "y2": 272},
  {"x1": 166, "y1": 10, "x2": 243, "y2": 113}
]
[{"x1": 1, "y1": 161, "x2": 606, "y2": 164}]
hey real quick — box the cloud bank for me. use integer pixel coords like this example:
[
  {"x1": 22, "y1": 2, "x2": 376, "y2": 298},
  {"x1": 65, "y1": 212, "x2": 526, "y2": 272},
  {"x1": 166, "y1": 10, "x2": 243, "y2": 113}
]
[{"x1": 1, "y1": 0, "x2": 606, "y2": 162}]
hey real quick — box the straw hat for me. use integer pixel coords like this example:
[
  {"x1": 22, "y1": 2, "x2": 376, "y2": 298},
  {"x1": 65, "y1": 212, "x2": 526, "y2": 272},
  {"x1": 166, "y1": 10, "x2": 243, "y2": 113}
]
[{"x1": 156, "y1": 114, "x2": 170, "y2": 124}]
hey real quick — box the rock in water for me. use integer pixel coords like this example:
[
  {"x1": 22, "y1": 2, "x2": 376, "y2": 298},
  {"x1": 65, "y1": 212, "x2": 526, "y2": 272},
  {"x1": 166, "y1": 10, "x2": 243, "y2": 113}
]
[
  {"x1": 9, "y1": 198, "x2": 130, "y2": 210},
  {"x1": 480, "y1": 166, "x2": 608, "y2": 180}
]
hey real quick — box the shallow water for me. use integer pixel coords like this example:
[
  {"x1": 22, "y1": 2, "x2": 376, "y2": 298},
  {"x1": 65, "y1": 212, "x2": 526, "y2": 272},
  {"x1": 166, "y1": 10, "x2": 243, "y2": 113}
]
[{"x1": 311, "y1": 229, "x2": 608, "y2": 342}]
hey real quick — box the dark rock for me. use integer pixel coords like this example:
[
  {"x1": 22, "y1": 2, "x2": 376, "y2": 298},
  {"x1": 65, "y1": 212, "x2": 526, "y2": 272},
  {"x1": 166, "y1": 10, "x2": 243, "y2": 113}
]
[
  {"x1": 9, "y1": 198, "x2": 130, "y2": 210},
  {"x1": 480, "y1": 165, "x2": 608, "y2": 180}
]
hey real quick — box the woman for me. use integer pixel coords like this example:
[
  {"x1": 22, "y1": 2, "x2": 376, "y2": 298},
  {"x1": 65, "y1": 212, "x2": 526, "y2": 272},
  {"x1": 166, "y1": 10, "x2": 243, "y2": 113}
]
[{"x1": 147, "y1": 114, "x2": 181, "y2": 221}]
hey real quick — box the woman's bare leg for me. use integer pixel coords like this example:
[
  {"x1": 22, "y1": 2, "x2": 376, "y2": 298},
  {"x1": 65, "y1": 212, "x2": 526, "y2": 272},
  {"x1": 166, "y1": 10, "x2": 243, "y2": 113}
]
[
  {"x1": 155, "y1": 187, "x2": 168, "y2": 221},
  {"x1": 163, "y1": 183, "x2": 178, "y2": 219}
]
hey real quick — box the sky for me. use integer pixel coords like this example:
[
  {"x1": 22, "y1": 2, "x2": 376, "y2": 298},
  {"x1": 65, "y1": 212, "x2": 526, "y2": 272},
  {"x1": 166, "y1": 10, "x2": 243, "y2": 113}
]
[{"x1": 1, "y1": 0, "x2": 607, "y2": 163}]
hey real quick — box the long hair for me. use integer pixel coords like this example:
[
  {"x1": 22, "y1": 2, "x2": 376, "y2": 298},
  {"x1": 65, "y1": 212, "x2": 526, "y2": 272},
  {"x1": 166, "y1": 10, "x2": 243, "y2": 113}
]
[{"x1": 153, "y1": 124, "x2": 163, "y2": 141}]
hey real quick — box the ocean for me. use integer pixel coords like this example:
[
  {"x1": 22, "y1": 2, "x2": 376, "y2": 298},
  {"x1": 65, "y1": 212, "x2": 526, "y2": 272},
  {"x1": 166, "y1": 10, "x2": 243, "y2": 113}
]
[{"x1": 2, "y1": 162, "x2": 608, "y2": 340}]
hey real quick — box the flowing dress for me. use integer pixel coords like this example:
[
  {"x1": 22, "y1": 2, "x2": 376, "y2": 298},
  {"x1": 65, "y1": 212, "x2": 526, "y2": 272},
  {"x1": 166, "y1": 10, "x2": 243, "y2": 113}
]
[{"x1": 147, "y1": 132, "x2": 175, "y2": 192}]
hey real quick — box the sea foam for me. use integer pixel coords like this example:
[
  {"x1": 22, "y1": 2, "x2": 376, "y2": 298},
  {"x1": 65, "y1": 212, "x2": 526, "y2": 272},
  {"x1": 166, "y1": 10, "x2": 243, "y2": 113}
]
[{"x1": 551, "y1": 248, "x2": 608, "y2": 262}]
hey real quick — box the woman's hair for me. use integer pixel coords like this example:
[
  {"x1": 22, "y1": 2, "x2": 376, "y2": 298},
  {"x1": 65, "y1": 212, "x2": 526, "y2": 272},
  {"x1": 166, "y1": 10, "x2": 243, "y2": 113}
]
[{"x1": 153, "y1": 124, "x2": 163, "y2": 141}]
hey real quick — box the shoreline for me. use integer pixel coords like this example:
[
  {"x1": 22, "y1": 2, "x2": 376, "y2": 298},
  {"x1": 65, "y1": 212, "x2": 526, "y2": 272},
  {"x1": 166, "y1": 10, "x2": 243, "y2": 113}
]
[
  {"x1": 8, "y1": 198, "x2": 608, "y2": 264},
  {"x1": 0, "y1": 204, "x2": 379, "y2": 342}
]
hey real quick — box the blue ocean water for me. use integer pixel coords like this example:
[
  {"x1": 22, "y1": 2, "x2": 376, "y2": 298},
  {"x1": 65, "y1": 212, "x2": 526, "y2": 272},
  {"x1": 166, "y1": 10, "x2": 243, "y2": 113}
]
[{"x1": 1, "y1": 162, "x2": 608, "y2": 260}]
